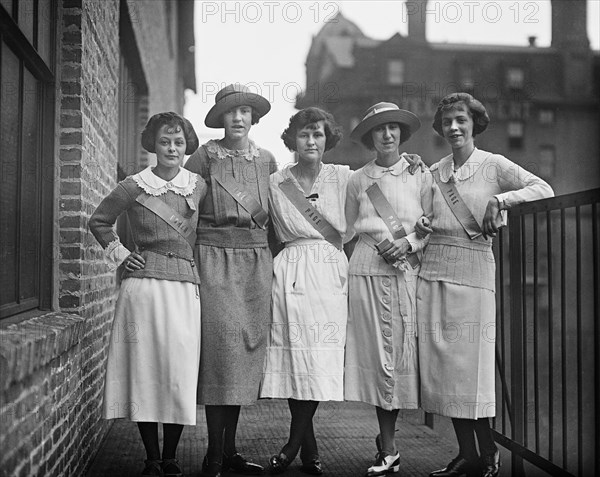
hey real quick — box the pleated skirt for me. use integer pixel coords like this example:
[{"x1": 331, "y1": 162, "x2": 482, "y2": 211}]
[
  {"x1": 260, "y1": 240, "x2": 348, "y2": 401},
  {"x1": 417, "y1": 278, "x2": 496, "y2": 419},
  {"x1": 344, "y1": 271, "x2": 419, "y2": 410},
  {"x1": 103, "y1": 278, "x2": 201, "y2": 425}
]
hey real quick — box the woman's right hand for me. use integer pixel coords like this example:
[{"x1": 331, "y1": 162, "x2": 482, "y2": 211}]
[
  {"x1": 414, "y1": 216, "x2": 432, "y2": 239},
  {"x1": 123, "y1": 252, "x2": 145, "y2": 271}
]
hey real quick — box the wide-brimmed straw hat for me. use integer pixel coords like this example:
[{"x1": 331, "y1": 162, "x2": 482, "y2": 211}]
[
  {"x1": 205, "y1": 83, "x2": 271, "y2": 128},
  {"x1": 350, "y1": 102, "x2": 421, "y2": 145}
]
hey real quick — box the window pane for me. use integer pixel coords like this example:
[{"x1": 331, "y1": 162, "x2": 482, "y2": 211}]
[
  {"x1": 17, "y1": 0, "x2": 35, "y2": 45},
  {"x1": 1, "y1": 0, "x2": 14, "y2": 15},
  {"x1": 20, "y1": 69, "x2": 41, "y2": 301},
  {"x1": 37, "y1": 0, "x2": 53, "y2": 67},
  {"x1": 0, "y1": 45, "x2": 20, "y2": 308},
  {"x1": 387, "y1": 60, "x2": 404, "y2": 85}
]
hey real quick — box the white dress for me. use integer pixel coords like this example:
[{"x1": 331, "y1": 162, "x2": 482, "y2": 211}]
[{"x1": 260, "y1": 164, "x2": 352, "y2": 401}]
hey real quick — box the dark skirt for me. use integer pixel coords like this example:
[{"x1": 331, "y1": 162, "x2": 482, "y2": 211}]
[{"x1": 195, "y1": 229, "x2": 273, "y2": 405}]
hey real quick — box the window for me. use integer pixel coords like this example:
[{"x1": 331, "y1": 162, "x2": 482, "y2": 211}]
[
  {"x1": 506, "y1": 67, "x2": 525, "y2": 89},
  {"x1": 1, "y1": 0, "x2": 56, "y2": 319},
  {"x1": 387, "y1": 59, "x2": 404, "y2": 85},
  {"x1": 538, "y1": 109, "x2": 555, "y2": 125},
  {"x1": 459, "y1": 64, "x2": 475, "y2": 90},
  {"x1": 508, "y1": 121, "x2": 524, "y2": 149},
  {"x1": 539, "y1": 145, "x2": 556, "y2": 179}
]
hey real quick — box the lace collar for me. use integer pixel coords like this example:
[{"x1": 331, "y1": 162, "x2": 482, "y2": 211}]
[
  {"x1": 133, "y1": 166, "x2": 198, "y2": 197},
  {"x1": 362, "y1": 156, "x2": 409, "y2": 179},
  {"x1": 435, "y1": 148, "x2": 492, "y2": 183},
  {"x1": 205, "y1": 139, "x2": 260, "y2": 162}
]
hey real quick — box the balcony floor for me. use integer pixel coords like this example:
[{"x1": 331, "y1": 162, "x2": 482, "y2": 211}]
[{"x1": 86, "y1": 400, "x2": 459, "y2": 476}]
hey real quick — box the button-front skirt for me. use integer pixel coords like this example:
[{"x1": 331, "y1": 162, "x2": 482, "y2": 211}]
[{"x1": 344, "y1": 272, "x2": 419, "y2": 410}]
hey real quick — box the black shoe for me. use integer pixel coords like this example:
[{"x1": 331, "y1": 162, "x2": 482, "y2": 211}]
[
  {"x1": 142, "y1": 459, "x2": 164, "y2": 476},
  {"x1": 201, "y1": 455, "x2": 222, "y2": 477},
  {"x1": 430, "y1": 455, "x2": 478, "y2": 477},
  {"x1": 223, "y1": 452, "x2": 264, "y2": 474},
  {"x1": 300, "y1": 455, "x2": 323, "y2": 475},
  {"x1": 268, "y1": 453, "x2": 292, "y2": 475},
  {"x1": 480, "y1": 451, "x2": 500, "y2": 477},
  {"x1": 161, "y1": 458, "x2": 182, "y2": 477}
]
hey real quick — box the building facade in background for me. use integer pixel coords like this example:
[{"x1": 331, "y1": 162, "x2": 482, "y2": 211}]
[
  {"x1": 297, "y1": 0, "x2": 599, "y2": 195},
  {"x1": 0, "y1": 0, "x2": 195, "y2": 474}
]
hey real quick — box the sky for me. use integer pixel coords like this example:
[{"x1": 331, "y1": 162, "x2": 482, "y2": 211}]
[{"x1": 184, "y1": 0, "x2": 600, "y2": 166}]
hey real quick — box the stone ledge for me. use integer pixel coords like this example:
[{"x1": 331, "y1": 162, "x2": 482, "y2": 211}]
[{"x1": 0, "y1": 312, "x2": 86, "y2": 392}]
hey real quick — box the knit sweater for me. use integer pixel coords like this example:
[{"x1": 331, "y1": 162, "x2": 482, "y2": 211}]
[
  {"x1": 419, "y1": 148, "x2": 554, "y2": 291},
  {"x1": 89, "y1": 167, "x2": 207, "y2": 284}
]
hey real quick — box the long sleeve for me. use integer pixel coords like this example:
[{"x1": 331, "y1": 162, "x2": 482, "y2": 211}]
[
  {"x1": 344, "y1": 173, "x2": 360, "y2": 241},
  {"x1": 492, "y1": 155, "x2": 554, "y2": 208},
  {"x1": 89, "y1": 183, "x2": 134, "y2": 269}
]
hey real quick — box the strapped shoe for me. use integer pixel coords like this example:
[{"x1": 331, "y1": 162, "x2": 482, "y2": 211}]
[
  {"x1": 268, "y1": 452, "x2": 292, "y2": 475},
  {"x1": 223, "y1": 452, "x2": 264, "y2": 474},
  {"x1": 429, "y1": 455, "x2": 479, "y2": 477},
  {"x1": 142, "y1": 459, "x2": 164, "y2": 477},
  {"x1": 366, "y1": 451, "x2": 400, "y2": 477},
  {"x1": 161, "y1": 458, "x2": 182, "y2": 477},
  {"x1": 480, "y1": 450, "x2": 500, "y2": 477},
  {"x1": 300, "y1": 454, "x2": 323, "y2": 475},
  {"x1": 201, "y1": 455, "x2": 222, "y2": 477}
]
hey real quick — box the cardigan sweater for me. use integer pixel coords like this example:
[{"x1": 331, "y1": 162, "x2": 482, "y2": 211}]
[
  {"x1": 419, "y1": 148, "x2": 554, "y2": 291},
  {"x1": 184, "y1": 139, "x2": 278, "y2": 248},
  {"x1": 89, "y1": 167, "x2": 207, "y2": 284}
]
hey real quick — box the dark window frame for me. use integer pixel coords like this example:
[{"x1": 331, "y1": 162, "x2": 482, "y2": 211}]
[{"x1": 0, "y1": 0, "x2": 56, "y2": 319}]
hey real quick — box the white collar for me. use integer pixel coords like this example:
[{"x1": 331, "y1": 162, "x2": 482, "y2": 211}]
[
  {"x1": 205, "y1": 139, "x2": 260, "y2": 162},
  {"x1": 133, "y1": 166, "x2": 197, "y2": 196},
  {"x1": 362, "y1": 157, "x2": 409, "y2": 179},
  {"x1": 436, "y1": 148, "x2": 492, "y2": 183}
]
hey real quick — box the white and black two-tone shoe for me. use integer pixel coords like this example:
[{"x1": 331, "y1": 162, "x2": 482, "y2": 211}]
[{"x1": 365, "y1": 451, "x2": 400, "y2": 476}]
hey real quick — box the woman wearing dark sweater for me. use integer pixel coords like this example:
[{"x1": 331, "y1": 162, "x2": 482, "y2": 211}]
[{"x1": 89, "y1": 112, "x2": 207, "y2": 477}]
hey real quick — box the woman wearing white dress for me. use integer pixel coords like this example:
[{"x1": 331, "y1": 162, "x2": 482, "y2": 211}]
[
  {"x1": 90, "y1": 112, "x2": 206, "y2": 477},
  {"x1": 344, "y1": 102, "x2": 433, "y2": 477},
  {"x1": 416, "y1": 93, "x2": 554, "y2": 477},
  {"x1": 261, "y1": 107, "x2": 350, "y2": 475}
]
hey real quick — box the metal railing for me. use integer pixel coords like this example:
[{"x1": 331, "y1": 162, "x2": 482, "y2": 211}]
[{"x1": 494, "y1": 188, "x2": 600, "y2": 476}]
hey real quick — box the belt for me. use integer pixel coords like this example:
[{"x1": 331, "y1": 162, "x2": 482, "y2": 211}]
[{"x1": 140, "y1": 248, "x2": 195, "y2": 267}]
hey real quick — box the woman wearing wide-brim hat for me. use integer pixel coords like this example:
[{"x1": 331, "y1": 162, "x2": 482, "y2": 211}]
[
  {"x1": 184, "y1": 83, "x2": 277, "y2": 477},
  {"x1": 344, "y1": 102, "x2": 433, "y2": 477}
]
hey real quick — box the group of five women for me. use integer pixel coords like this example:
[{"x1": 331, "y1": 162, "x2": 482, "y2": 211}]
[{"x1": 90, "y1": 84, "x2": 553, "y2": 477}]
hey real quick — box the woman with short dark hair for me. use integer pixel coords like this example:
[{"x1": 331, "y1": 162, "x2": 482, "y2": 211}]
[
  {"x1": 90, "y1": 112, "x2": 206, "y2": 477},
  {"x1": 261, "y1": 107, "x2": 349, "y2": 475},
  {"x1": 417, "y1": 92, "x2": 554, "y2": 477}
]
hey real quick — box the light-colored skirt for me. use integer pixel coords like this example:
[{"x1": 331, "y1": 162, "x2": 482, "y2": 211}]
[
  {"x1": 195, "y1": 243, "x2": 273, "y2": 405},
  {"x1": 103, "y1": 278, "x2": 201, "y2": 425},
  {"x1": 417, "y1": 278, "x2": 496, "y2": 419},
  {"x1": 260, "y1": 239, "x2": 348, "y2": 401},
  {"x1": 344, "y1": 271, "x2": 419, "y2": 410}
]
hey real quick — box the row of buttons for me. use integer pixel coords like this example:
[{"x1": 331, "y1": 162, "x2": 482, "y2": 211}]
[{"x1": 382, "y1": 277, "x2": 394, "y2": 404}]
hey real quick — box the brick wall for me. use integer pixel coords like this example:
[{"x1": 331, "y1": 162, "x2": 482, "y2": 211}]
[{"x1": 0, "y1": 0, "x2": 191, "y2": 475}]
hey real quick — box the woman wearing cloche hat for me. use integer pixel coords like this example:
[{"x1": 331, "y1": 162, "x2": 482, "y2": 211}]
[
  {"x1": 344, "y1": 102, "x2": 433, "y2": 477},
  {"x1": 184, "y1": 83, "x2": 277, "y2": 477}
]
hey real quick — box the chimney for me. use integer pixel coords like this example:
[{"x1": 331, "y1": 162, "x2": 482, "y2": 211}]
[
  {"x1": 551, "y1": 0, "x2": 589, "y2": 49},
  {"x1": 406, "y1": 0, "x2": 427, "y2": 43}
]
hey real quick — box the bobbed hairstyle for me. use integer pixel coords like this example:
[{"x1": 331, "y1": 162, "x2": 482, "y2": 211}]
[
  {"x1": 281, "y1": 107, "x2": 343, "y2": 152},
  {"x1": 432, "y1": 92, "x2": 490, "y2": 137},
  {"x1": 141, "y1": 112, "x2": 199, "y2": 155}
]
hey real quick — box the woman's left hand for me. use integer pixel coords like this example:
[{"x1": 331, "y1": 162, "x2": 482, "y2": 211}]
[
  {"x1": 380, "y1": 238, "x2": 411, "y2": 263},
  {"x1": 482, "y1": 197, "x2": 503, "y2": 239},
  {"x1": 401, "y1": 153, "x2": 426, "y2": 175}
]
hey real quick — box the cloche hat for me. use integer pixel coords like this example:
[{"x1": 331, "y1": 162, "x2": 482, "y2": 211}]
[
  {"x1": 205, "y1": 83, "x2": 271, "y2": 128},
  {"x1": 350, "y1": 102, "x2": 421, "y2": 145}
]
